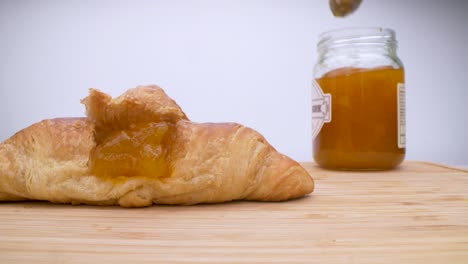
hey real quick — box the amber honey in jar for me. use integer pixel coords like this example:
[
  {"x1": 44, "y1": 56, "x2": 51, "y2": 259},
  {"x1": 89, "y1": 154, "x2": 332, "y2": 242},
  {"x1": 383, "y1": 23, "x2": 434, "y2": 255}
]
[{"x1": 312, "y1": 28, "x2": 405, "y2": 170}]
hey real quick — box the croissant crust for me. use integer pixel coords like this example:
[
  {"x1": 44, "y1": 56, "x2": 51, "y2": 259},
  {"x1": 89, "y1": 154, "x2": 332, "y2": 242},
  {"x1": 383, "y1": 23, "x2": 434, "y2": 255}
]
[{"x1": 0, "y1": 85, "x2": 314, "y2": 207}]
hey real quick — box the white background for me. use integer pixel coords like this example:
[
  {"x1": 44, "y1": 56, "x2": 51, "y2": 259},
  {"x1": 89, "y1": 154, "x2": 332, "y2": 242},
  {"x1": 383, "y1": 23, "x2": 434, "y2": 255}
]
[{"x1": 1, "y1": 0, "x2": 467, "y2": 165}]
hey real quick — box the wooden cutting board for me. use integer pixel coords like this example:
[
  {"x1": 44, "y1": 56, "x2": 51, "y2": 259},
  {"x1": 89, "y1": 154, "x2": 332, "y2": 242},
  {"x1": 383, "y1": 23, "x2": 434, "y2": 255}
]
[{"x1": 1, "y1": 161, "x2": 467, "y2": 264}]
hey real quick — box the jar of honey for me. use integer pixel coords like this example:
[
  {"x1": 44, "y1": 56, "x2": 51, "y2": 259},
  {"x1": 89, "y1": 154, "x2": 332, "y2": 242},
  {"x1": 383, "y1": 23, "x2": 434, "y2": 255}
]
[{"x1": 312, "y1": 28, "x2": 405, "y2": 170}]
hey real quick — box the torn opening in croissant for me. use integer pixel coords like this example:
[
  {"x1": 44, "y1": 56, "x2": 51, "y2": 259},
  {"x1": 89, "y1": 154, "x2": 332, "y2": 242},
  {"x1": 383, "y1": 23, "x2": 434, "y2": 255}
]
[{"x1": 0, "y1": 85, "x2": 314, "y2": 207}]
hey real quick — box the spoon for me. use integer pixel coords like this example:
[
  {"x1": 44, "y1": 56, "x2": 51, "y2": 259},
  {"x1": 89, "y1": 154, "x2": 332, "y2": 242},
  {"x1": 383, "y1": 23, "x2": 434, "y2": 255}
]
[{"x1": 329, "y1": 0, "x2": 363, "y2": 17}]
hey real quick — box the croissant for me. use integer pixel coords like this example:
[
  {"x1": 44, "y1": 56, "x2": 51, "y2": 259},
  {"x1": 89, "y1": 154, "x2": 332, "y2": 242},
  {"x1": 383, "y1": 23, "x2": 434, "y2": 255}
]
[{"x1": 0, "y1": 86, "x2": 314, "y2": 207}]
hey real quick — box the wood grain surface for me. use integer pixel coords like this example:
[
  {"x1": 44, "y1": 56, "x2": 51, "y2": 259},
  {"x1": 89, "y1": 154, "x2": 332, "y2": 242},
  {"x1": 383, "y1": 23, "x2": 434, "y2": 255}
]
[{"x1": 1, "y1": 161, "x2": 467, "y2": 263}]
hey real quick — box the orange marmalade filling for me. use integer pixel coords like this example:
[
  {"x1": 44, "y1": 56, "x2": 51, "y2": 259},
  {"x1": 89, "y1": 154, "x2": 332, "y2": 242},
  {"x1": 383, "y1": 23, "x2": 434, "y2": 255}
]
[
  {"x1": 313, "y1": 66, "x2": 405, "y2": 170},
  {"x1": 89, "y1": 122, "x2": 174, "y2": 179}
]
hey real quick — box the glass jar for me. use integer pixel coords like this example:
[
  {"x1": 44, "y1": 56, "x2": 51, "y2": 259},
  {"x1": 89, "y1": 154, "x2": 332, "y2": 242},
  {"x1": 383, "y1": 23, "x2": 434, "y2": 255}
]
[{"x1": 312, "y1": 27, "x2": 405, "y2": 170}]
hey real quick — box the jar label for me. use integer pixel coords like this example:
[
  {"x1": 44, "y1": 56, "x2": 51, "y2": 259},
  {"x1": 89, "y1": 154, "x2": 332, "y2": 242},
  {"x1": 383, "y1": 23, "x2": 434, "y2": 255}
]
[
  {"x1": 312, "y1": 80, "x2": 332, "y2": 140},
  {"x1": 397, "y1": 83, "x2": 406, "y2": 148}
]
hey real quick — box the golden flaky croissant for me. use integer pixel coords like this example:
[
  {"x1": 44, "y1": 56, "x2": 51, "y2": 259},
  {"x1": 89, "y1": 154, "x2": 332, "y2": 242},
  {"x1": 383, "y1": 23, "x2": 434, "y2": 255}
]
[{"x1": 0, "y1": 86, "x2": 314, "y2": 207}]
